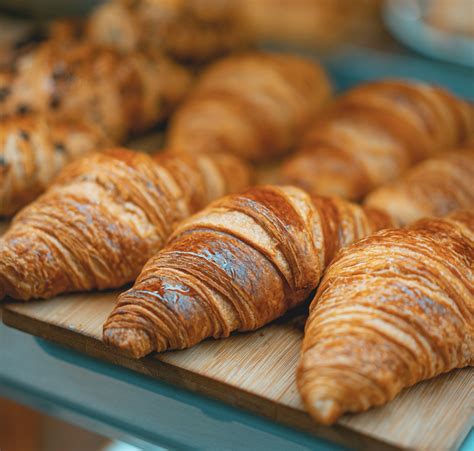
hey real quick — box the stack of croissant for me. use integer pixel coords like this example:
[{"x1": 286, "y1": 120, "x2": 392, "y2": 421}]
[{"x1": 0, "y1": 0, "x2": 473, "y2": 432}]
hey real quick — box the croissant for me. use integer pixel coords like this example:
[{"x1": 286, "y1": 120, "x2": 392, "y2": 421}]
[
  {"x1": 280, "y1": 80, "x2": 474, "y2": 200},
  {"x1": 0, "y1": 148, "x2": 252, "y2": 301},
  {"x1": 87, "y1": 0, "x2": 250, "y2": 63},
  {"x1": 1, "y1": 41, "x2": 191, "y2": 141},
  {"x1": 297, "y1": 209, "x2": 474, "y2": 425},
  {"x1": 240, "y1": 0, "x2": 382, "y2": 49},
  {"x1": 103, "y1": 185, "x2": 393, "y2": 358},
  {"x1": 0, "y1": 114, "x2": 109, "y2": 216},
  {"x1": 365, "y1": 147, "x2": 474, "y2": 226},
  {"x1": 168, "y1": 52, "x2": 332, "y2": 162}
]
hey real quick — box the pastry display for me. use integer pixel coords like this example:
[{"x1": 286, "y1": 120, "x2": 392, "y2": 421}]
[
  {"x1": 298, "y1": 209, "x2": 473, "y2": 424},
  {"x1": 280, "y1": 80, "x2": 474, "y2": 200},
  {"x1": 365, "y1": 147, "x2": 474, "y2": 225},
  {"x1": 168, "y1": 52, "x2": 332, "y2": 162},
  {"x1": 103, "y1": 185, "x2": 392, "y2": 358},
  {"x1": 0, "y1": 148, "x2": 252, "y2": 300},
  {"x1": 0, "y1": 5, "x2": 472, "y2": 441}
]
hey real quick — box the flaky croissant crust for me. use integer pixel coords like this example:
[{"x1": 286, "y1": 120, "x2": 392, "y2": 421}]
[
  {"x1": 0, "y1": 148, "x2": 252, "y2": 301},
  {"x1": 103, "y1": 185, "x2": 392, "y2": 358},
  {"x1": 364, "y1": 147, "x2": 474, "y2": 226},
  {"x1": 168, "y1": 52, "x2": 332, "y2": 162},
  {"x1": 0, "y1": 114, "x2": 108, "y2": 216},
  {"x1": 298, "y1": 209, "x2": 474, "y2": 425},
  {"x1": 88, "y1": 0, "x2": 251, "y2": 62},
  {"x1": 281, "y1": 79, "x2": 474, "y2": 200},
  {"x1": 1, "y1": 41, "x2": 191, "y2": 141}
]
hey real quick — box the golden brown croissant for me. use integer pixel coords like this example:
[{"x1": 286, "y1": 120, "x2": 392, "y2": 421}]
[
  {"x1": 87, "y1": 0, "x2": 251, "y2": 63},
  {"x1": 0, "y1": 114, "x2": 109, "y2": 216},
  {"x1": 365, "y1": 147, "x2": 474, "y2": 226},
  {"x1": 1, "y1": 41, "x2": 191, "y2": 141},
  {"x1": 168, "y1": 52, "x2": 332, "y2": 162},
  {"x1": 298, "y1": 209, "x2": 474, "y2": 425},
  {"x1": 103, "y1": 185, "x2": 393, "y2": 358},
  {"x1": 0, "y1": 148, "x2": 252, "y2": 301},
  {"x1": 241, "y1": 0, "x2": 382, "y2": 49},
  {"x1": 280, "y1": 80, "x2": 474, "y2": 200}
]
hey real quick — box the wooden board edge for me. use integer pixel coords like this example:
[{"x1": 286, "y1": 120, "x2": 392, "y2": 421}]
[{"x1": 2, "y1": 306, "x2": 404, "y2": 451}]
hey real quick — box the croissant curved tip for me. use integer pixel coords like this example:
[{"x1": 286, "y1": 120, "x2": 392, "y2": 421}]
[
  {"x1": 103, "y1": 327, "x2": 155, "y2": 359},
  {"x1": 305, "y1": 396, "x2": 342, "y2": 425}
]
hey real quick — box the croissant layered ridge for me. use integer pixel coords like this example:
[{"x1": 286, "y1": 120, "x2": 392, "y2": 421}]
[
  {"x1": 297, "y1": 210, "x2": 474, "y2": 425},
  {"x1": 168, "y1": 52, "x2": 332, "y2": 162},
  {"x1": 365, "y1": 147, "x2": 474, "y2": 225},
  {"x1": 103, "y1": 185, "x2": 393, "y2": 358},
  {"x1": 281, "y1": 79, "x2": 474, "y2": 200},
  {"x1": 0, "y1": 114, "x2": 109, "y2": 216},
  {"x1": 0, "y1": 148, "x2": 252, "y2": 301}
]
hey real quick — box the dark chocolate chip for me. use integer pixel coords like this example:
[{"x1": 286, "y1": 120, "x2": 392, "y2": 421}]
[
  {"x1": 52, "y1": 65, "x2": 74, "y2": 82},
  {"x1": 49, "y1": 95, "x2": 61, "y2": 109},
  {"x1": 0, "y1": 155, "x2": 5, "y2": 166},
  {"x1": 0, "y1": 86, "x2": 11, "y2": 103},
  {"x1": 17, "y1": 104, "x2": 30, "y2": 115},
  {"x1": 19, "y1": 129, "x2": 30, "y2": 140},
  {"x1": 54, "y1": 142, "x2": 66, "y2": 153}
]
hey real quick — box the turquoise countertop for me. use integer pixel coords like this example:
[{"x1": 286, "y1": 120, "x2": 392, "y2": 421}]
[
  {"x1": 1, "y1": 317, "x2": 472, "y2": 450},
  {"x1": 0, "y1": 319, "x2": 347, "y2": 450}
]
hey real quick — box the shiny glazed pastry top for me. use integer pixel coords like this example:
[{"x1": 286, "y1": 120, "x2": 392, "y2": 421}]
[{"x1": 103, "y1": 184, "x2": 392, "y2": 358}]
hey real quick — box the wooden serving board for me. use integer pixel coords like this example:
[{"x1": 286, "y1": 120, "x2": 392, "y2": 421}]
[
  {"x1": 3, "y1": 294, "x2": 472, "y2": 451},
  {"x1": 0, "y1": 134, "x2": 472, "y2": 450}
]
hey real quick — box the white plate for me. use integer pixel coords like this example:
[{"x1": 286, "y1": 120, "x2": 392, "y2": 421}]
[{"x1": 384, "y1": 0, "x2": 474, "y2": 67}]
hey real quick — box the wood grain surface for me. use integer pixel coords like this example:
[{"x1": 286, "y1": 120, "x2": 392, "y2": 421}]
[{"x1": 2, "y1": 293, "x2": 472, "y2": 451}]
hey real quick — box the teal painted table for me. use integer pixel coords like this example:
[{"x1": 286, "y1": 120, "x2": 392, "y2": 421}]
[
  {"x1": 0, "y1": 319, "x2": 348, "y2": 450},
  {"x1": 1, "y1": 318, "x2": 472, "y2": 450}
]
